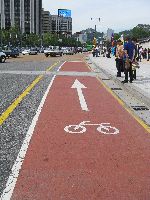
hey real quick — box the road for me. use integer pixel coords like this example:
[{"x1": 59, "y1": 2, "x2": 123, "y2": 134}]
[{"x1": 0, "y1": 54, "x2": 150, "y2": 200}]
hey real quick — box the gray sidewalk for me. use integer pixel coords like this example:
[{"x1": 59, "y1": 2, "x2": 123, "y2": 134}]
[{"x1": 89, "y1": 54, "x2": 150, "y2": 101}]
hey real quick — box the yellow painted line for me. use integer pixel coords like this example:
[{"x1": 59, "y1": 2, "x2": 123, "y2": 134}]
[
  {"x1": 0, "y1": 62, "x2": 59, "y2": 125},
  {"x1": 96, "y1": 77, "x2": 150, "y2": 133},
  {"x1": 84, "y1": 58, "x2": 150, "y2": 134}
]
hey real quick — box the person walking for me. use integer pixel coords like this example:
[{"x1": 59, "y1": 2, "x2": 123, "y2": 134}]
[{"x1": 122, "y1": 37, "x2": 136, "y2": 83}]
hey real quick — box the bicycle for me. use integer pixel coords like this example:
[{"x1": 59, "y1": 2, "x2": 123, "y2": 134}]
[{"x1": 64, "y1": 121, "x2": 119, "y2": 135}]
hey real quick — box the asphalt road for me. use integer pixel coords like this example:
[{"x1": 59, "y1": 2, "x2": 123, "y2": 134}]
[{"x1": 0, "y1": 53, "x2": 85, "y2": 197}]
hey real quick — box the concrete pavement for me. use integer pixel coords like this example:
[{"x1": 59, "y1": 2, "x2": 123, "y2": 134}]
[{"x1": 89, "y1": 54, "x2": 150, "y2": 100}]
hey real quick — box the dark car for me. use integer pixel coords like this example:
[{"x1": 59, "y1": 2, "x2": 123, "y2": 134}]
[
  {"x1": 2, "y1": 49, "x2": 11, "y2": 58},
  {"x1": 77, "y1": 47, "x2": 83, "y2": 53},
  {"x1": 11, "y1": 48, "x2": 19, "y2": 58},
  {"x1": 2, "y1": 48, "x2": 19, "y2": 58}
]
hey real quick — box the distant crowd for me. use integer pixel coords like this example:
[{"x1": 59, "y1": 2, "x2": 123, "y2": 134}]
[{"x1": 92, "y1": 37, "x2": 150, "y2": 83}]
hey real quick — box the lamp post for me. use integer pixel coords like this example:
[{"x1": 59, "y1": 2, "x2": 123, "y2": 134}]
[
  {"x1": 91, "y1": 17, "x2": 100, "y2": 33},
  {"x1": 90, "y1": 17, "x2": 101, "y2": 46}
]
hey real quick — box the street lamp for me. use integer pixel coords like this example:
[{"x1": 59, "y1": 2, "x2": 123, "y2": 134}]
[
  {"x1": 91, "y1": 17, "x2": 101, "y2": 46},
  {"x1": 90, "y1": 17, "x2": 101, "y2": 33}
]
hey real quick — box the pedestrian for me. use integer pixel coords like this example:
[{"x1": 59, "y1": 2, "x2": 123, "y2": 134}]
[
  {"x1": 92, "y1": 46, "x2": 96, "y2": 57},
  {"x1": 95, "y1": 45, "x2": 99, "y2": 57},
  {"x1": 103, "y1": 47, "x2": 107, "y2": 57},
  {"x1": 106, "y1": 47, "x2": 111, "y2": 58},
  {"x1": 139, "y1": 46, "x2": 143, "y2": 62},
  {"x1": 122, "y1": 37, "x2": 136, "y2": 83},
  {"x1": 115, "y1": 39, "x2": 124, "y2": 77},
  {"x1": 144, "y1": 48, "x2": 147, "y2": 59},
  {"x1": 147, "y1": 48, "x2": 150, "y2": 61},
  {"x1": 111, "y1": 41, "x2": 117, "y2": 56},
  {"x1": 131, "y1": 37, "x2": 138, "y2": 80}
]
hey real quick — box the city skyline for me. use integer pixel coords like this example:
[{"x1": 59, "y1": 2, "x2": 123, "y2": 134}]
[{"x1": 42, "y1": 0, "x2": 150, "y2": 33}]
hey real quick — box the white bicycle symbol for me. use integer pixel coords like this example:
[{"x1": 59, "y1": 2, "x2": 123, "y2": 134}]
[{"x1": 64, "y1": 121, "x2": 119, "y2": 135}]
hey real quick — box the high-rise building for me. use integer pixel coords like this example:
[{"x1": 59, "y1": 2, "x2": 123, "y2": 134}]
[
  {"x1": 42, "y1": 9, "x2": 51, "y2": 34},
  {"x1": 51, "y1": 15, "x2": 72, "y2": 37},
  {"x1": 0, "y1": 0, "x2": 42, "y2": 34},
  {"x1": 107, "y1": 28, "x2": 114, "y2": 41}
]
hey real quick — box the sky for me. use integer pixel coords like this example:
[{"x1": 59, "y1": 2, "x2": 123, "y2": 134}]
[{"x1": 42, "y1": 0, "x2": 150, "y2": 33}]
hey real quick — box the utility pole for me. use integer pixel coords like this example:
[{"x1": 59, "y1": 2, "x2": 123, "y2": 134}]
[{"x1": 20, "y1": 21, "x2": 23, "y2": 49}]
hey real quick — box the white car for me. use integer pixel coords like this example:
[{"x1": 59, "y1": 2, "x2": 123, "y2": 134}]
[
  {"x1": 0, "y1": 51, "x2": 6, "y2": 63},
  {"x1": 29, "y1": 48, "x2": 38, "y2": 55},
  {"x1": 63, "y1": 48, "x2": 74, "y2": 55},
  {"x1": 22, "y1": 49, "x2": 30, "y2": 55}
]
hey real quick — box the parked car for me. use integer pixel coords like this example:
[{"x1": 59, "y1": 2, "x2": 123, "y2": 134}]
[
  {"x1": 63, "y1": 48, "x2": 74, "y2": 55},
  {"x1": 77, "y1": 47, "x2": 83, "y2": 53},
  {"x1": 29, "y1": 48, "x2": 38, "y2": 55},
  {"x1": 39, "y1": 48, "x2": 44, "y2": 53},
  {"x1": 44, "y1": 46, "x2": 63, "y2": 57},
  {"x1": 82, "y1": 48, "x2": 88, "y2": 52},
  {"x1": 22, "y1": 49, "x2": 30, "y2": 55},
  {"x1": 1, "y1": 48, "x2": 19, "y2": 58},
  {"x1": 2, "y1": 49, "x2": 11, "y2": 58},
  {"x1": 10, "y1": 48, "x2": 20, "y2": 58},
  {"x1": 0, "y1": 51, "x2": 6, "y2": 63}
]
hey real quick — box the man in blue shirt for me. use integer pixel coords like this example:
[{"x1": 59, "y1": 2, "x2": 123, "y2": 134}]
[{"x1": 122, "y1": 37, "x2": 136, "y2": 83}]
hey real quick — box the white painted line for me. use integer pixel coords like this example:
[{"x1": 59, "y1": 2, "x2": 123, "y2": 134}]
[
  {"x1": 0, "y1": 61, "x2": 66, "y2": 200},
  {"x1": 64, "y1": 121, "x2": 119, "y2": 134},
  {"x1": 71, "y1": 79, "x2": 89, "y2": 111}
]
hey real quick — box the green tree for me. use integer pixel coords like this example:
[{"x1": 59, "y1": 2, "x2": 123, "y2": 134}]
[
  {"x1": 114, "y1": 33, "x2": 120, "y2": 40},
  {"x1": 131, "y1": 27, "x2": 150, "y2": 39}
]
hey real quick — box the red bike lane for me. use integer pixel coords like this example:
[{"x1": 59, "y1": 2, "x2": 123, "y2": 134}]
[{"x1": 10, "y1": 61, "x2": 150, "y2": 200}]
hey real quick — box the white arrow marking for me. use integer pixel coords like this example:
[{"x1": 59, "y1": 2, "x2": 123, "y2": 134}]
[{"x1": 71, "y1": 79, "x2": 89, "y2": 111}]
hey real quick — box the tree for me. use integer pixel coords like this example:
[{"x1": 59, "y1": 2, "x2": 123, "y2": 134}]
[{"x1": 114, "y1": 33, "x2": 120, "y2": 41}]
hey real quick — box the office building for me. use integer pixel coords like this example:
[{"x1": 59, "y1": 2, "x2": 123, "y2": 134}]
[
  {"x1": 42, "y1": 9, "x2": 51, "y2": 34},
  {"x1": 0, "y1": 0, "x2": 42, "y2": 34},
  {"x1": 51, "y1": 15, "x2": 72, "y2": 37},
  {"x1": 107, "y1": 28, "x2": 114, "y2": 41}
]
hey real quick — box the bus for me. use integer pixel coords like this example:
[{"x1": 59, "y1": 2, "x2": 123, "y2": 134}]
[{"x1": 86, "y1": 44, "x2": 93, "y2": 51}]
